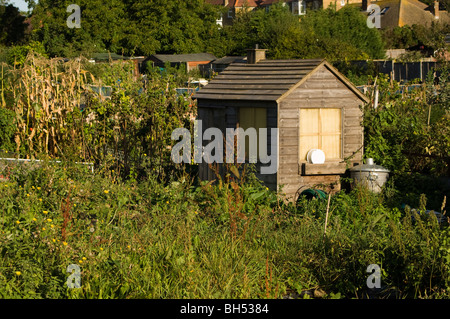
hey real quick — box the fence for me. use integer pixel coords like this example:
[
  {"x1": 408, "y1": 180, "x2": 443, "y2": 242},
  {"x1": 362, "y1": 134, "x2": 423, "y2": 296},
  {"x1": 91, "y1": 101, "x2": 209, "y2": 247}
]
[{"x1": 346, "y1": 60, "x2": 444, "y2": 83}]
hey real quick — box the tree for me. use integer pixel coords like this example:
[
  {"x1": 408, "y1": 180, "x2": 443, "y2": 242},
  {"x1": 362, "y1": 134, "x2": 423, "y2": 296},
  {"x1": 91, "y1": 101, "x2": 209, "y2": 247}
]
[
  {"x1": 29, "y1": 0, "x2": 131, "y2": 57},
  {"x1": 382, "y1": 23, "x2": 450, "y2": 51},
  {"x1": 6, "y1": 40, "x2": 47, "y2": 66},
  {"x1": 28, "y1": 0, "x2": 225, "y2": 57},
  {"x1": 298, "y1": 6, "x2": 386, "y2": 60},
  {"x1": 224, "y1": 4, "x2": 385, "y2": 61},
  {"x1": 0, "y1": 4, "x2": 27, "y2": 46}
]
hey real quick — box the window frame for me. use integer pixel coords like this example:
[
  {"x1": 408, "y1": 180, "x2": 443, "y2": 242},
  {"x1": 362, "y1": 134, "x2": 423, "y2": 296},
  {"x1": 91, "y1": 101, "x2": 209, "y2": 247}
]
[{"x1": 298, "y1": 107, "x2": 344, "y2": 163}]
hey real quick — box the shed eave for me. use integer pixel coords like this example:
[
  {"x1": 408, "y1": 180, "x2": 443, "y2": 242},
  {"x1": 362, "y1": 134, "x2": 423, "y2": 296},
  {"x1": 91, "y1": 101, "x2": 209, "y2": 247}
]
[
  {"x1": 275, "y1": 60, "x2": 370, "y2": 104},
  {"x1": 322, "y1": 61, "x2": 370, "y2": 104}
]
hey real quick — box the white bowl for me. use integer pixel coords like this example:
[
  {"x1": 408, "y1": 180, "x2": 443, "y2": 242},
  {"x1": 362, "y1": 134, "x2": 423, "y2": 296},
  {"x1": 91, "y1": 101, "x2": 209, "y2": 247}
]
[{"x1": 307, "y1": 149, "x2": 325, "y2": 164}]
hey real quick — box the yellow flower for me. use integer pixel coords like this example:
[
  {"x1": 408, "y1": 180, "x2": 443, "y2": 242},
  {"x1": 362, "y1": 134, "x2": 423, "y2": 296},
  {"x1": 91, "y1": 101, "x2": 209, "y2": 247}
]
[
  {"x1": 79, "y1": 260, "x2": 83, "y2": 264},
  {"x1": 32, "y1": 218, "x2": 37, "y2": 222},
  {"x1": 39, "y1": 198, "x2": 42, "y2": 202},
  {"x1": 50, "y1": 224, "x2": 54, "y2": 228},
  {"x1": 42, "y1": 227, "x2": 46, "y2": 231},
  {"x1": 32, "y1": 186, "x2": 35, "y2": 190},
  {"x1": 47, "y1": 219, "x2": 52, "y2": 222},
  {"x1": 52, "y1": 238, "x2": 56, "y2": 242},
  {"x1": 82, "y1": 257, "x2": 86, "y2": 261},
  {"x1": 37, "y1": 187, "x2": 41, "y2": 190},
  {"x1": 104, "y1": 190, "x2": 109, "y2": 194},
  {"x1": 100, "y1": 248, "x2": 103, "y2": 251},
  {"x1": 16, "y1": 220, "x2": 20, "y2": 224},
  {"x1": 15, "y1": 271, "x2": 21, "y2": 276},
  {"x1": 43, "y1": 211, "x2": 48, "y2": 214},
  {"x1": 63, "y1": 242, "x2": 68, "y2": 246},
  {"x1": 26, "y1": 194, "x2": 30, "y2": 197},
  {"x1": 127, "y1": 245, "x2": 131, "y2": 249}
]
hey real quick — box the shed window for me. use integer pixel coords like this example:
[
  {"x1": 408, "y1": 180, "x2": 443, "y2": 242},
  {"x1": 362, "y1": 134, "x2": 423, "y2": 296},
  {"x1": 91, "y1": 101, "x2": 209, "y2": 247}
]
[
  {"x1": 239, "y1": 108, "x2": 267, "y2": 160},
  {"x1": 299, "y1": 108, "x2": 341, "y2": 161}
]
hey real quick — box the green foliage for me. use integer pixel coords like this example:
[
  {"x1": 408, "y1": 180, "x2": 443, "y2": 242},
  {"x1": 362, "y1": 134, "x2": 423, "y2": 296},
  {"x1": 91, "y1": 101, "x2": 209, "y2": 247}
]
[
  {"x1": 1, "y1": 162, "x2": 449, "y2": 298},
  {"x1": 6, "y1": 41, "x2": 47, "y2": 66},
  {"x1": 224, "y1": 5, "x2": 385, "y2": 61},
  {"x1": 26, "y1": 1, "x2": 386, "y2": 61},
  {"x1": 29, "y1": 0, "x2": 225, "y2": 57},
  {"x1": 297, "y1": 6, "x2": 385, "y2": 60},
  {"x1": 1, "y1": 54, "x2": 450, "y2": 300},
  {"x1": 363, "y1": 66, "x2": 450, "y2": 177},
  {"x1": 333, "y1": 60, "x2": 378, "y2": 86},
  {"x1": 382, "y1": 23, "x2": 450, "y2": 51}
]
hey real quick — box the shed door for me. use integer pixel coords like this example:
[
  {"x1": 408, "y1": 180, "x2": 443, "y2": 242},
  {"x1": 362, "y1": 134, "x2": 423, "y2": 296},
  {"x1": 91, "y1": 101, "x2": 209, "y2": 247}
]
[
  {"x1": 299, "y1": 108, "x2": 341, "y2": 161},
  {"x1": 239, "y1": 108, "x2": 267, "y2": 160}
]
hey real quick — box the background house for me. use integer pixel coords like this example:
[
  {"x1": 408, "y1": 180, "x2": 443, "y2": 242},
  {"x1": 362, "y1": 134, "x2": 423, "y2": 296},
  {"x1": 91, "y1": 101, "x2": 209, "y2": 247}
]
[
  {"x1": 207, "y1": 0, "x2": 259, "y2": 26},
  {"x1": 363, "y1": 0, "x2": 450, "y2": 28},
  {"x1": 206, "y1": 0, "x2": 358, "y2": 24},
  {"x1": 193, "y1": 48, "x2": 368, "y2": 201},
  {"x1": 205, "y1": 56, "x2": 247, "y2": 75},
  {"x1": 207, "y1": 0, "x2": 450, "y2": 25}
]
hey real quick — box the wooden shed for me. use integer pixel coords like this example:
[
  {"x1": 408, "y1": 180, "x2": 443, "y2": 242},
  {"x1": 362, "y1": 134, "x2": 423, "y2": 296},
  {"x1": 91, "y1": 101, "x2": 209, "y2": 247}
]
[
  {"x1": 193, "y1": 49, "x2": 369, "y2": 201},
  {"x1": 144, "y1": 53, "x2": 217, "y2": 73}
]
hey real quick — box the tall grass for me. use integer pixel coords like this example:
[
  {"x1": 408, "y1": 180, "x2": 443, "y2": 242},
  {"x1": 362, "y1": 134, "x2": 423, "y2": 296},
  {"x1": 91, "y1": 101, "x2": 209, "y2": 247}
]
[{"x1": 0, "y1": 162, "x2": 449, "y2": 299}]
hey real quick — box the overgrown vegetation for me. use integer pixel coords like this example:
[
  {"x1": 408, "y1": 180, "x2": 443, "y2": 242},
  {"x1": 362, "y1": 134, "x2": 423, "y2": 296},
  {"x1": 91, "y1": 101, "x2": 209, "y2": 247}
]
[
  {"x1": 0, "y1": 46, "x2": 449, "y2": 299},
  {"x1": 0, "y1": 54, "x2": 194, "y2": 180},
  {"x1": 0, "y1": 160, "x2": 449, "y2": 298}
]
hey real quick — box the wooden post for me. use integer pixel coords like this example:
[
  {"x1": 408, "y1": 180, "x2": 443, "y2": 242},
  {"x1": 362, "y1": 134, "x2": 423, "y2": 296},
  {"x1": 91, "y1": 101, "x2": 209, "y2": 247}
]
[
  {"x1": 324, "y1": 192, "x2": 331, "y2": 236},
  {"x1": 374, "y1": 86, "x2": 379, "y2": 109}
]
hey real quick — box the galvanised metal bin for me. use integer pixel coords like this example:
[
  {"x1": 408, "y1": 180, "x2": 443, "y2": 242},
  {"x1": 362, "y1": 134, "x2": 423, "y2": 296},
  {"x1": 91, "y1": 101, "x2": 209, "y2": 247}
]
[{"x1": 349, "y1": 158, "x2": 390, "y2": 193}]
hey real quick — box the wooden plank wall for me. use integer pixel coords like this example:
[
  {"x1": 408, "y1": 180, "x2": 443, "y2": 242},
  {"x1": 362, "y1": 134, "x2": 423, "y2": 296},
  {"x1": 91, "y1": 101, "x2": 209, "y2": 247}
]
[{"x1": 278, "y1": 64, "x2": 364, "y2": 201}]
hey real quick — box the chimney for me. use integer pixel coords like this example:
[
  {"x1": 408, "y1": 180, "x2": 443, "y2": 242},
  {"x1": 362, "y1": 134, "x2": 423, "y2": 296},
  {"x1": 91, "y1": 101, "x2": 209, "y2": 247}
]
[
  {"x1": 434, "y1": 1, "x2": 440, "y2": 19},
  {"x1": 247, "y1": 44, "x2": 267, "y2": 64},
  {"x1": 362, "y1": 0, "x2": 371, "y2": 11}
]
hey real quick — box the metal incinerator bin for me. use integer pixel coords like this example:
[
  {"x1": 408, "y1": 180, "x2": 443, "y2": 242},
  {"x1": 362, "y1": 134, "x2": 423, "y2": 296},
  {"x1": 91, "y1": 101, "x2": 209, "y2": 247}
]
[{"x1": 349, "y1": 158, "x2": 390, "y2": 193}]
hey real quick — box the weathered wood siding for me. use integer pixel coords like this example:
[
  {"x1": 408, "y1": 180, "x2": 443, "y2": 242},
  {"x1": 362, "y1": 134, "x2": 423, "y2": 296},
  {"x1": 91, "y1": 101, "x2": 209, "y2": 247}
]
[
  {"x1": 197, "y1": 100, "x2": 278, "y2": 190},
  {"x1": 277, "y1": 64, "x2": 364, "y2": 201}
]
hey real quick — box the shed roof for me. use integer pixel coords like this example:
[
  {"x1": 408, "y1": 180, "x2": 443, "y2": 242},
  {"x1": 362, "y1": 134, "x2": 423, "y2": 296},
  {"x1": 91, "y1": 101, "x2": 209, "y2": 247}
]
[
  {"x1": 212, "y1": 56, "x2": 246, "y2": 64},
  {"x1": 193, "y1": 59, "x2": 369, "y2": 103},
  {"x1": 90, "y1": 53, "x2": 128, "y2": 61},
  {"x1": 150, "y1": 53, "x2": 217, "y2": 63}
]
